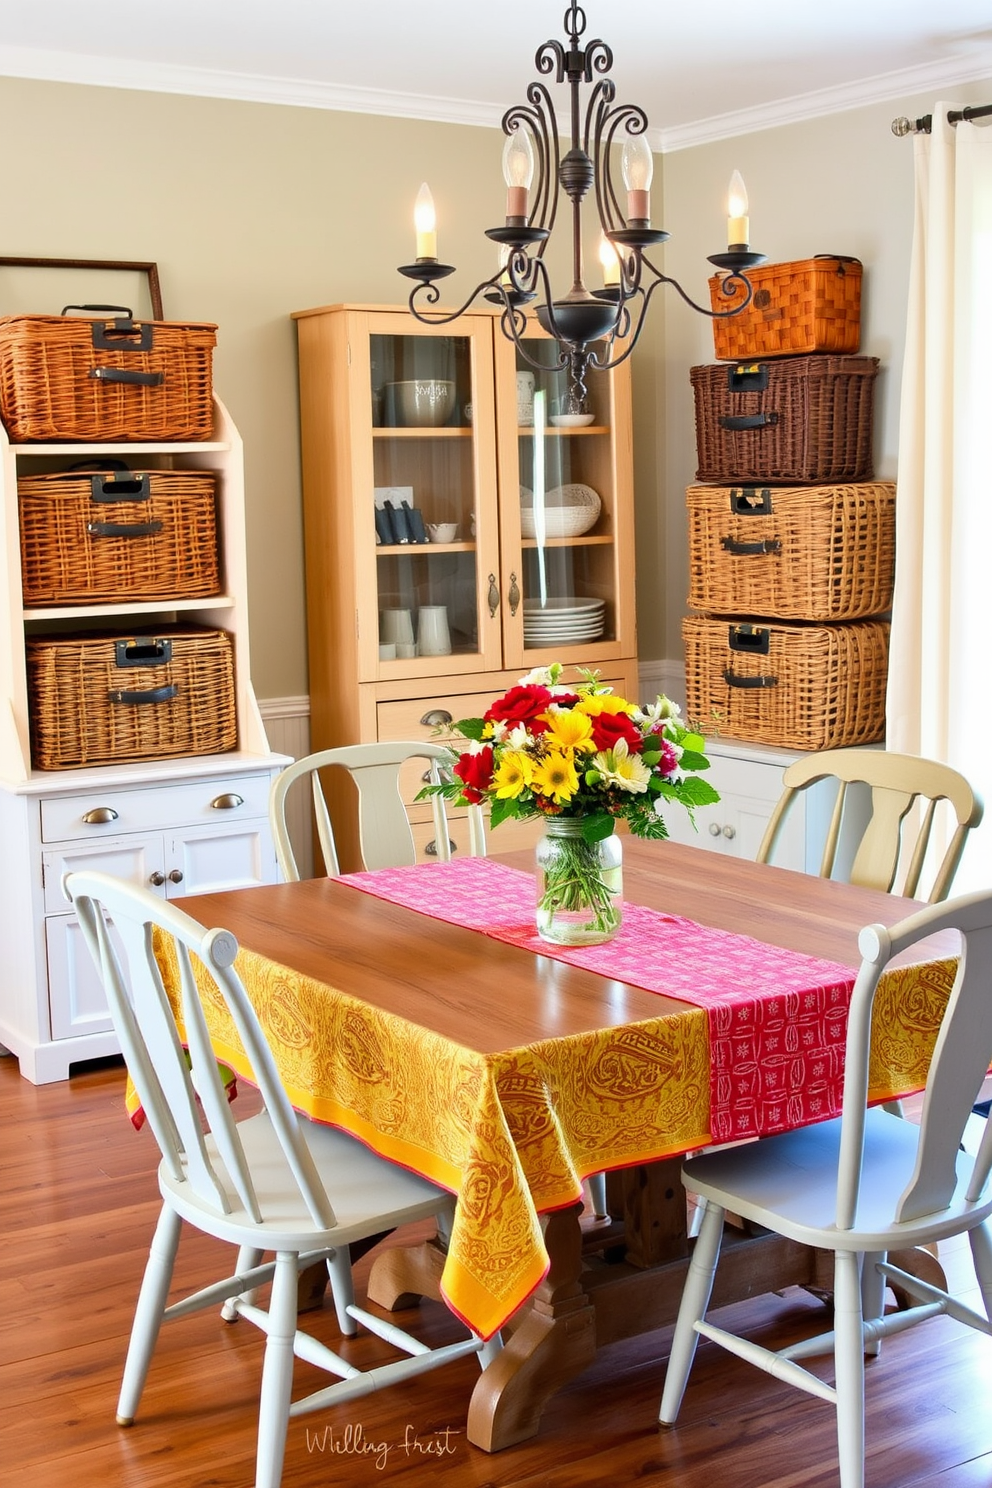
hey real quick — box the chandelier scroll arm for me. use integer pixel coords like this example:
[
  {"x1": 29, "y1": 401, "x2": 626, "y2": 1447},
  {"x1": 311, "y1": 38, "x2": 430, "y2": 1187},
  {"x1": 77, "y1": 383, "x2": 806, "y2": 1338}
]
[{"x1": 637, "y1": 254, "x2": 758, "y2": 319}]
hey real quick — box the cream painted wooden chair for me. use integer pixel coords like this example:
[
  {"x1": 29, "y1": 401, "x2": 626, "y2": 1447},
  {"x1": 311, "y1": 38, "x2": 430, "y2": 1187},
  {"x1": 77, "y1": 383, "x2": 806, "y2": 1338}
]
[
  {"x1": 66, "y1": 869, "x2": 495, "y2": 1488},
  {"x1": 757, "y1": 748, "x2": 983, "y2": 904},
  {"x1": 659, "y1": 889, "x2": 992, "y2": 1488},
  {"x1": 269, "y1": 740, "x2": 485, "y2": 880}
]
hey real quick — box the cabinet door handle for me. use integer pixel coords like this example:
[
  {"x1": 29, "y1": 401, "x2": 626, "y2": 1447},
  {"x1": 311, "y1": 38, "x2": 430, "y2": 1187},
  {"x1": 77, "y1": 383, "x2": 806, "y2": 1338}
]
[
  {"x1": 82, "y1": 806, "x2": 119, "y2": 825},
  {"x1": 168, "y1": 869, "x2": 184, "y2": 884},
  {"x1": 508, "y1": 572, "x2": 520, "y2": 616},
  {"x1": 722, "y1": 825, "x2": 736, "y2": 841},
  {"x1": 487, "y1": 573, "x2": 500, "y2": 617},
  {"x1": 420, "y1": 709, "x2": 453, "y2": 728},
  {"x1": 210, "y1": 793, "x2": 244, "y2": 810},
  {"x1": 424, "y1": 838, "x2": 457, "y2": 857},
  {"x1": 149, "y1": 871, "x2": 166, "y2": 886},
  {"x1": 709, "y1": 822, "x2": 722, "y2": 837}
]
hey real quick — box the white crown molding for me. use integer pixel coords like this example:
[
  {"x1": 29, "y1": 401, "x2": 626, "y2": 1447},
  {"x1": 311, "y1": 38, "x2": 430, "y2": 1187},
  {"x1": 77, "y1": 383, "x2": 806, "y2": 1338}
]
[
  {"x1": 656, "y1": 47, "x2": 992, "y2": 152},
  {"x1": 1, "y1": 41, "x2": 990, "y2": 147},
  {"x1": 0, "y1": 45, "x2": 505, "y2": 127}
]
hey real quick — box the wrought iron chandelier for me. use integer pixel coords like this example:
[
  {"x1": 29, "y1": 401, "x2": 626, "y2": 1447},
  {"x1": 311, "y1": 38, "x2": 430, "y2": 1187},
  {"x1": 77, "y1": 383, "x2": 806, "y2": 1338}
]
[{"x1": 398, "y1": 0, "x2": 765, "y2": 409}]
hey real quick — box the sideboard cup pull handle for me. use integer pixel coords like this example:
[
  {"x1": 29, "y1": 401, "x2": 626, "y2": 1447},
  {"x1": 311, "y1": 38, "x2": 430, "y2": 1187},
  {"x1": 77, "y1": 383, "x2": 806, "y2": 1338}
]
[
  {"x1": 210, "y1": 793, "x2": 244, "y2": 810},
  {"x1": 82, "y1": 806, "x2": 119, "y2": 825},
  {"x1": 420, "y1": 709, "x2": 453, "y2": 727}
]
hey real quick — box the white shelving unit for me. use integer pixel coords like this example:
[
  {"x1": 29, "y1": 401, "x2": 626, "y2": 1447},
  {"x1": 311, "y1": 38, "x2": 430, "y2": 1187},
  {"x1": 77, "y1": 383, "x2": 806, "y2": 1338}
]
[{"x1": 0, "y1": 398, "x2": 287, "y2": 1082}]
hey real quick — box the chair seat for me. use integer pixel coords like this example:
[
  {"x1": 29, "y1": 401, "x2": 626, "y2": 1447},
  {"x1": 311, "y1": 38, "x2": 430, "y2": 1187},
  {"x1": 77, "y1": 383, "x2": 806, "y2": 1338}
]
[
  {"x1": 684, "y1": 1108, "x2": 992, "y2": 1253},
  {"x1": 164, "y1": 1111, "x2": 454, "y2": 1252}
]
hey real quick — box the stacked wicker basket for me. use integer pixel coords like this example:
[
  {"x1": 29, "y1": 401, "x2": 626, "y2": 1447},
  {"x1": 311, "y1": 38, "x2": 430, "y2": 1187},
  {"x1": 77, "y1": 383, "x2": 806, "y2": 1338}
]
[
  {"x1": 0, "y1": 308, "x2": 238, "y2": 769},
  {"x1": 682, "y1": 256, "x2": 894, "y2": 751}
]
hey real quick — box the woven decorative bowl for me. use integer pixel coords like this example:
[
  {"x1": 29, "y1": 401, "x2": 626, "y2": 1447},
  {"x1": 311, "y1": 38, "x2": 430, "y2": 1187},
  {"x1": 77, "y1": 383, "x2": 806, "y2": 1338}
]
[{"x1": 520, "y1": 483, "x2": 601, "y2": 539}]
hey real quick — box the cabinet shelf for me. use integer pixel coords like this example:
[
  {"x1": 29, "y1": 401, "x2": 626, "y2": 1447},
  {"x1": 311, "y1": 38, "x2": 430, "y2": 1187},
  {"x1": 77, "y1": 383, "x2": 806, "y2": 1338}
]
[
  {"x1": 372, "y1": 426, "x2": 473, "y2": 439},
  {"x1": 24, "y1": 594, "x2": 237, "y2": 622},
  {"x1": 518, "y1": 425, "x2": 610, "y2": 437},
  {"x1": 376, "y1": 542, "x2": 474, "y2": 555},
  {"x1": 520, "y1": 535, "x2": 613, "y2": 549}
]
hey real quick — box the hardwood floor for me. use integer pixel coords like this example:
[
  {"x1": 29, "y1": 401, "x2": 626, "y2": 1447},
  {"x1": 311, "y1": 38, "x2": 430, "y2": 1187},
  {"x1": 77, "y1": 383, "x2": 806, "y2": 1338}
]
[{"x1": 2, "y1": 1053, "x2": 990, "y2": 1488}]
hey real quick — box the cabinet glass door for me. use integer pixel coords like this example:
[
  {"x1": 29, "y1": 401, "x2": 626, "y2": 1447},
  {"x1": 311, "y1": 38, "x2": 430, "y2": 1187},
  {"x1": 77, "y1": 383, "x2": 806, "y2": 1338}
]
[
  {"x1": 506, "y1": 336, "x2": 627, "y2": 669},
  {"x1": 368, "y1": 322, "x2": 498, "y2": 675}
]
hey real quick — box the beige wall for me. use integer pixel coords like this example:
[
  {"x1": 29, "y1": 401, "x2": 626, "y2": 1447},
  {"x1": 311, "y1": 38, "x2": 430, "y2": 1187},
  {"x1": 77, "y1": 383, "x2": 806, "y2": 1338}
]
[{"x1": 2, "y1": 72, "x2": 991, "y2": 695}]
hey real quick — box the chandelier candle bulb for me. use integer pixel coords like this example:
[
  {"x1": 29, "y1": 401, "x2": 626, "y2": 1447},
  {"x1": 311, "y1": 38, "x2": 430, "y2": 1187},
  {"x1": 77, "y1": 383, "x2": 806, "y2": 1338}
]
[
  {"x1": 414, "y1": 182, "x2": 438, "y2": 260},
  {"x1": 621, "y1": 135, "x2": 653, "y2": 222},
  {"x1": 727, "y1": 169, "x2": 749, "y2": 249},
  {"x1": 599, "y1": 235, "x2": 621, "y2": 288},
  {"x1": 503, "y1": 130, "x2": 535, "y2": 220}
]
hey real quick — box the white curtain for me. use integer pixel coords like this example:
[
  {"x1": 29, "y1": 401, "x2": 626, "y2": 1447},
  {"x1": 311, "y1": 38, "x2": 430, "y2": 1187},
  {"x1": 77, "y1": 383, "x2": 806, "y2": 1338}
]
[{"x1": 887, "y1": 105, "x2": 992, "y2": 891}]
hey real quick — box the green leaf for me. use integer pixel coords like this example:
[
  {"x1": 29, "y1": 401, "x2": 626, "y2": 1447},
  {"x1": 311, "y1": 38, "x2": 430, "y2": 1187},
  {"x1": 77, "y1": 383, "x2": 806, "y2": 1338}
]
[
  {"x1": 678, "y1": 749, "x2": 711, "y2": 773},
  {"x1": 678, "y1": 777, "x2": 721, "y2": 806},
  {"x1": 489, "y1": 796, "x2": 520, "y2": 829},
  {"x1": 580, "y1": 811, "x2": 616, "y2": 842},
  {"x1": 454, "y1": 717, "x2": 487, "y2": 742}
]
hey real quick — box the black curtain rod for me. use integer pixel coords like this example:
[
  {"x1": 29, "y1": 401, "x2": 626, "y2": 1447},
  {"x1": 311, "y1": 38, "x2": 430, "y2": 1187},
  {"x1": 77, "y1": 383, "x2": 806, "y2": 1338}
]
[{"x1": 892, "y1": 103, "x2": 992, "y2": 136}]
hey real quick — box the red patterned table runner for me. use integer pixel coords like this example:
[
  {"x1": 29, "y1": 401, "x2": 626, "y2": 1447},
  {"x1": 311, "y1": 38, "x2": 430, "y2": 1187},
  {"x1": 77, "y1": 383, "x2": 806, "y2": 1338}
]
[{"x1": 340, "y1": 858, "x2": 857, "y2": 1145}]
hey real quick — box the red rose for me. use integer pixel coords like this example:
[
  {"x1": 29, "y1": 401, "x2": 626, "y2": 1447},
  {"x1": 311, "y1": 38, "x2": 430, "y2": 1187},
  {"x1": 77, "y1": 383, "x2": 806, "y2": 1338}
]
[
  {"x1": 454, "y1": 746, "x2": 494, "y2": 803},
  {"x1": 484, "y1": 684, "x2": 553, "y2": 733},
  {"x1": 590, "y1": 710, "x2": 643, "y2": 753}
]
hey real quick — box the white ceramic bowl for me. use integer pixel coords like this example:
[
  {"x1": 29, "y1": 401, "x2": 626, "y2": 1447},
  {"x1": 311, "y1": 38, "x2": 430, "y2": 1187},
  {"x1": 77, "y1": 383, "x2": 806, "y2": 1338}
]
[
  {"x1": 388, "y1": 379, "x2": 456, "y2": 427},
  {"x1": 550, "y1": 413, "x2": 595, "y2": 428},
  {"x1": 519, "y1": 482, "x2": 601, "y2": 539},
  {"x1": 426, "y1": 522, "x2": 459, "y2": 543}
]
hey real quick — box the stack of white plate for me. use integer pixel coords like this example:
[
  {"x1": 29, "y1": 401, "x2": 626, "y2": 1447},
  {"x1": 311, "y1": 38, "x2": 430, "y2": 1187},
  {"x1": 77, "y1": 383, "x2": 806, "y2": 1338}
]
[{"x1": 523, "y1": 596, "x2": 605, "y2": 646}]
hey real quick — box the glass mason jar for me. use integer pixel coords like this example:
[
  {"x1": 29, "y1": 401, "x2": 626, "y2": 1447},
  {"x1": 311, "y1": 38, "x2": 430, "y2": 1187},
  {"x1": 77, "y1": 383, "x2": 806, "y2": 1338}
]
[{"x1": 535, "y1": 818, "x2": 623, "y2": 946}]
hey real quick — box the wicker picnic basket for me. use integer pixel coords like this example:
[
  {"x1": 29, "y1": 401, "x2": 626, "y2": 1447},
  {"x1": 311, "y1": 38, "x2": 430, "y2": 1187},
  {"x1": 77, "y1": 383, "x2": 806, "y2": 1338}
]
[
  {"x1": 690, "y1": 355, "x2": 878, "y2": 484},
  {"x1": 26, "y1": 625, "x2": 237, "y2": 770},
  {"x1": 0, "y1": 311, "x2": 217, "y2": 441},
  {"x1": 682, "y1": 615, "x2": 889, "y2": 751},
  {"x1": 18, "y1": 465, "x2": 219, "y2": 606},
  {"x1": 709, "y1": 257, "x2": 862, "y2": 361},
  {"x1": 685, "y1": 481, "x2": 896, "y2": 622}
]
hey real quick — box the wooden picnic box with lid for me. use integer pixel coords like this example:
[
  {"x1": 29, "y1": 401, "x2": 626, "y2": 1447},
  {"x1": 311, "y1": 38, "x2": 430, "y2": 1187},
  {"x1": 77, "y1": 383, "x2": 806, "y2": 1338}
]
[
  {"x1": 690, "y1": 354, "x2": 879, "y2": 484},
  {"x1": 708, "y1": 256, "x2": 862, "y2": 361},
  {"x1": 682, "y1": 615, "x2": 889, "y2": 752},
  {"x1": 0, "y1": 310, "x2": 217, "y2": 441},
  {"x1": 26, "y1": 625, "x2": 238, "y2": 770},
  {"x1": 18, "y1": 464, "x2": 220, "y2": 606},
  {"x1": 685, "y1": 480, "x2": 896, "y2": 622}
]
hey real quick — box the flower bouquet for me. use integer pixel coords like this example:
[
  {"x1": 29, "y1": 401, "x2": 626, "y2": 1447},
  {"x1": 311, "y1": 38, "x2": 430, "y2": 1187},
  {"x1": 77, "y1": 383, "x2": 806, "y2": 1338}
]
[{"x1": 419, "y1": 665, "x2": 720, "y2": 945}]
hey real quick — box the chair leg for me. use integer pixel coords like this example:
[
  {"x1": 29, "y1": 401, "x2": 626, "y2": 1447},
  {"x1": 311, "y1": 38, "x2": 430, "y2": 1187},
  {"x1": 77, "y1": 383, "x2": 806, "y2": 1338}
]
[
  {"x1": 833, "y1": 1249, "x2": 867, "y2": 1488},
  {"x1": 326, "y1": 1246, "x2": 358, "y2": 1336},
  {"x1": 584, "y1": 1172, "x2": 608, "y2": 1220},
  {"x1": 968, "y1": 1222, "x2": 992, "y2": 1323},
  {"x1": 859, "y1": 1251, "x2": 886, "y2": 1357},
  {"x1": 659, "y1": 1199, "x2": 725, "y2": 1425},
  {"x1": 117, "y1": 1204, "x2": 183, "y2": 1425},
  {"x1": 221, "y1": 1245, "x2": 265, "y2": 1321},
  {"x1": 254, "y1": 1252, "x2": 299, "y2": 1488}
]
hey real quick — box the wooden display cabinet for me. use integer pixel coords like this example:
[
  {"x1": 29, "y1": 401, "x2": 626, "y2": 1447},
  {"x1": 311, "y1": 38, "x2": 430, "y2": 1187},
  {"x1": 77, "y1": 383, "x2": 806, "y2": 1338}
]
[{"x1": 292, "y1": 303, "x2": 639, "y2": 870}]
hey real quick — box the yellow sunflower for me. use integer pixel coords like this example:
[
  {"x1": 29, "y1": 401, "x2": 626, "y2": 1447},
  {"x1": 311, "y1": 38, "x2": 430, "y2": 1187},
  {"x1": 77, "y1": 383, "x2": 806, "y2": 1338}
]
[
  {"x1": 575, "y1": 693, "x2": 639, "y2": 719},
  {"x1": 540, "y1": 707, "x2": 596, "y2": 753},
  {"x1": 530, "y1": 749, "x2": 580, "y2": 804},
  {"x1": 491, "y1": 750, "x2": 534, "y2": 799}
]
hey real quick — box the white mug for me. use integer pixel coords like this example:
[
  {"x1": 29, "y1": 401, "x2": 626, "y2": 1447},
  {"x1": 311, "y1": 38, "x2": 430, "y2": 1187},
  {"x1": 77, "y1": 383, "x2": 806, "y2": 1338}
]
[
  {"x1": 380, "y1": 608, "x2": 414, "y2": 645},
  {"x1": 417, "y1": 605, "x2": 451, "y2": 657},
  {"x1": 516, "y1": 371, "x2": 535, "y2": 426}
]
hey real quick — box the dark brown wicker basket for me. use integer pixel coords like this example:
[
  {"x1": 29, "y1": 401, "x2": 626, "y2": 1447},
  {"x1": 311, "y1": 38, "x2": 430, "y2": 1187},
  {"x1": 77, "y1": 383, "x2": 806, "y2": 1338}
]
[
  {"x1": 709, "y1": 257, "x2": 862, "y2": 360},
  {"x1": 0, "y1": 313, "x2": 216, "y2": 441},
  {"x1": 682, "y1": 615, "x2": 889, "y2": 751},
  {"x1": 686, "y1": 481, "x2": 896, "y2": 622},
  {"x1": 27, "y1": 626, "x2": 237, "y2": 770},
  {"x1": 18, "y1": 466, "x2": 219, "y2": 606},
  {"x1": 690, "y1": 355, "x2": 879, "y2": 484}
]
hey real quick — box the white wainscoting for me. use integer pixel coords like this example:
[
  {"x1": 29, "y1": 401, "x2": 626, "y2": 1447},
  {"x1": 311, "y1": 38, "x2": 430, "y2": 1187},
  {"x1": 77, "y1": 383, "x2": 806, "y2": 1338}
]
[{"x1": 258, "y1": 696, "x2": 313, "y2": 879}]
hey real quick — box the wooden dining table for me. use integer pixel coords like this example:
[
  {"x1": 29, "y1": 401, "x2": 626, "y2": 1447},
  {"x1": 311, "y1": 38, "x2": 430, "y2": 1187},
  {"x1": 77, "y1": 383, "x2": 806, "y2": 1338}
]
[{"x1": 182, "y1": 838, "x2": 958, "y2": 1453}]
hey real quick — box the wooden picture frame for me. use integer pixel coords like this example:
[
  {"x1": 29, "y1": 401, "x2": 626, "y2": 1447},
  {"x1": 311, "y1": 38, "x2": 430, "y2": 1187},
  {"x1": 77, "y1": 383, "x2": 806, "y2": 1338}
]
[{"x1": 0, "y1": 256, "x2": 164, "y2": 320}]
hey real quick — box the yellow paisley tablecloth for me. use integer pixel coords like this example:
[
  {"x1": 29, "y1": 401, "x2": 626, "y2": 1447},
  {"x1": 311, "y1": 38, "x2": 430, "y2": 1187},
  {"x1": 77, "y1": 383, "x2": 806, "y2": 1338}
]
[{"x1": 145, "y1": 924, "x2": 957, "y2": 1340}]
